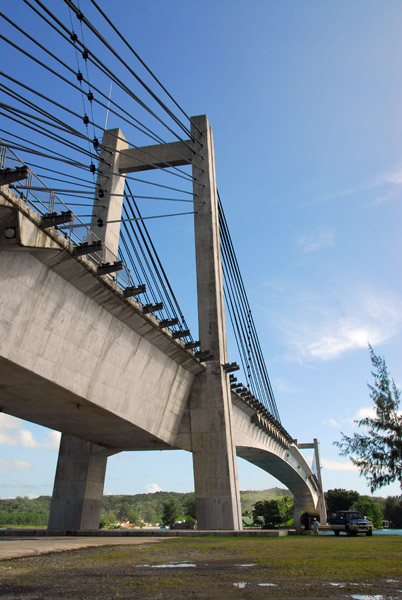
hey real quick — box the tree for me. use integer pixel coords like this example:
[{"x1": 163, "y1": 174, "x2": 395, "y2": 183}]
[
  {"x1": 252, "y1": 500, "x2": 282, "y2": 528},
  {"x1": 143, "y1": 506, "x2": 157, "y2": 525},
  {"x1": 325, "y1": 489, "x2": 360, "y2": 512},
  {"x1": 383, "y1": 496, "x2": 402, "y2": 528},
  {"x1": 335, "y1": 346, "x2": 402, "y2": 493},
  {"x1": 183, "y1": 493, "x2": 197, "y2": 520},
  {"x1": 279, "y1": 495, "x2": 294, "y2": 524},
  {"x1": 126, "y1": 508, "x2": 140, "y2": 525},
  {"x1": 161, "y1": 496, "x2": 181, "y2": 528},
  {"x1": 351, "y1": 496, "x2": 383, "y2": 528}
]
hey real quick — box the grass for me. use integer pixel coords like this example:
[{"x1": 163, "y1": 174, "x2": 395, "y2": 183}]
[{"x1": 0, "y1": 535, "x2": 401, "y2": 598}]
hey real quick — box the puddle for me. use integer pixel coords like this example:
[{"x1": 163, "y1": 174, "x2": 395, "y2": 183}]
[
  {"x1": 136, "y1": 562, "x2": 196, "y2": 568},
  {"x1": 350, "y1": 595, "x2": 387, "y2": 600},
  {"x1": 258, "y1": 583, "x2": 278, "y2": 587},
  {"x1": 328, "y1": 583, "x2": 371, "y2": 588},
  {"x1": 153, "y1": 562, "x2": 196, "y2": 568},
  {"x1": 233, "y1": 582, "x2": 247, "y2": 588},
  {"x1": 238, "y1": 564, "x2": 256, "y2": 567}
]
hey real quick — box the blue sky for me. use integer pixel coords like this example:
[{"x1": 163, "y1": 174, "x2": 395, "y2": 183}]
[{"x1": 1, "y1": 0, "x2": 401, "y2": 500}]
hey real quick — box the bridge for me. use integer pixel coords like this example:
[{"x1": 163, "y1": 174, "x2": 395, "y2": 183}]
[{"x1": 0, "y1": 2, "x2": 326, "y2": 531}]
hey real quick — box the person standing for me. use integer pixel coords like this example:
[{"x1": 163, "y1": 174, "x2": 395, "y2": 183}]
[{"x1": 313, "y1": 518, "x2": 319, "y2": 535}]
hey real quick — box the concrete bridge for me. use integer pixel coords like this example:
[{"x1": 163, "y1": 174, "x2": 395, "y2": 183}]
[{"x1": 0, "y1": 115, "x2": 326, "y2": 530}]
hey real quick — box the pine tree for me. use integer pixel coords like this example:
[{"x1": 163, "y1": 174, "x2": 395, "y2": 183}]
[{"x1": 335, "y1": 346, "x2": 402, "y2": 492}]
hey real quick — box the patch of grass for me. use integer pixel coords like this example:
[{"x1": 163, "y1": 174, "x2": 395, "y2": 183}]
[{"x1": 0, "y1": 535, "x2": 401, "y2": 599}]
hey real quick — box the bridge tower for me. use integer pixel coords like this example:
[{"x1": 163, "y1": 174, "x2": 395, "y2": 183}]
[{"x1": 49, "y1": 115, "x2": 242, "y2": 530}]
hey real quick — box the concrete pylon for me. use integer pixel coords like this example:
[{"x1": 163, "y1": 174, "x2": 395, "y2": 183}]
[
  {"x1": 89, "y1": 128, "x2": 129, "y2": 263},
  {"x1": 48, "y1": 434, "x2": 111, "y2": 530},
  {"x1": 313, "y1": 438, "x2": 327, "y2": 524},
  {"x1": 188, "y1": 115, "x2": 242, "y2": 530},
  {"x1": 48, "y1": 116, "x2": 242, "y2": 531}
]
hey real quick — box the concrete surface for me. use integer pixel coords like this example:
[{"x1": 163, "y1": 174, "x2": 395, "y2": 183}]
[
  {"x1": 0, "y1": 536, "x2": 166, "y2": 561},
  {"x1": 0, "y1": 529, "x2": 295, "y2": 561}
]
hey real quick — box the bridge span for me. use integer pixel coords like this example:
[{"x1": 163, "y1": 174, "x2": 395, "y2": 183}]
[{"x1": 0, "y1": 115, "x2": 326, "y2": 530}]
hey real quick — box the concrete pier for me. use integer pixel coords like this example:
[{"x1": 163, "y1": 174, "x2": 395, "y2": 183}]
[
  {"x1": 189, "y1": 115, "x2": 242, "y2": 530},
  {"x1": 48, "y1": 434, "x2": 111, "y2": 530}
]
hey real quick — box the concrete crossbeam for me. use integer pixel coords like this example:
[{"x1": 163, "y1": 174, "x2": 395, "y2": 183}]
[{"x1": 118, "y1": 140, "x2": 193, "y2": 173}]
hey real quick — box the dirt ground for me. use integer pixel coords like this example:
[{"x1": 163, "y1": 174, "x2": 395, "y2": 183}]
[{"x1": 0, "y1": 536, "x2": 401, "y2": 599}]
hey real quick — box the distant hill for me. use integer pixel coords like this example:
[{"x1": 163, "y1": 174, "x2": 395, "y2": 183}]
[
  {"x1": 100, "y1": 488, "x2": 291, "y2": 522},
  {"x1": 240, "y1": 488, "x2": 291, "y2": 513},
  {"x1": 0, "y1": 488, "x2": 290, "y2": 526}
]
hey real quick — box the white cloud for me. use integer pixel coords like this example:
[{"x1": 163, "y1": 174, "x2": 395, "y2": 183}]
[
  {"x1": 277, "y1": 287, "x2": 402, "y2": 362},
  {"x1": 145, "y1": 483, "x2": 162, "y2": 493},
  {"x1": 355, "y1": 407, "x2": 376, "y2": 420},
  {"x1": 297, "y1": 229, "x2": 335, "y2": 254},
  {"x1": 369, "y1": 165, "x2": 402, "y2": 204},
  {"x1": 0, "y1": 414, "x2": 22, "y2": 430},
  {"x1": 0, "y1": 414, "x2": 60, "y2": 450},
  {"x1": 324, "y1": 418, "x2": 342, "y2": 428},
  {"x1": 321, "y1": 458, "x2": 358, "y2": 471},
  {"x1": 0, "y1": 459, "x2": 32, "y2": 471},
  {"x1": 380, "y1": 165, "x2": 402, "y2": 186}
]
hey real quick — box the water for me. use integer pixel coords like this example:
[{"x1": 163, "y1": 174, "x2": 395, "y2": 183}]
[
  {"x1": 135, "y1": 562, "x2": 196, "y2": 568},
  {"x1": 350, "y1": 595, "x2": 387, "y2": 600},
  {"x1": 152, "y1": 563, "x2": 196, "y2": 568},
  {"x1": 320, "y1": 529, "x2": 402, "y2": 536}
]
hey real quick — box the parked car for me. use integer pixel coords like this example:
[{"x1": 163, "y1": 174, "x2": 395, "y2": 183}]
[{"x1": 327, "y1": 510, "x2": 373, "y2": 536}]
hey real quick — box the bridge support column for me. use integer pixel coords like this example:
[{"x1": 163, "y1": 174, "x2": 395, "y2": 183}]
[
  {"x1": 293, "y1": 499, "x2": 302, "y2": 533},
  {"x1": 48, "y1": 434, "x2": 111, "y2": 530},
  {"x1": 189, "y1": 115, "x2": 242, "y2": 530}
]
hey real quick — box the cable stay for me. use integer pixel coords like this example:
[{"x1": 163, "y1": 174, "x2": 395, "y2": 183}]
[{"x1": 218, "y1": 194, "x2": 280, "y2": 422}]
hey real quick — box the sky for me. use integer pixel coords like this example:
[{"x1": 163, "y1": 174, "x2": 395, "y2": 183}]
[{"x1": 1, "y1": 0, "x2": 401, "y2": 501}]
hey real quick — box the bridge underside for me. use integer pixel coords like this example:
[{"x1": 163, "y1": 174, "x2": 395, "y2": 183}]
[
  {"x1": 237, "y1": 446, "x2": 318, "y2": 513},
  {"x1": 0, "y1": 355, "x2": 174, "y2": 451}
]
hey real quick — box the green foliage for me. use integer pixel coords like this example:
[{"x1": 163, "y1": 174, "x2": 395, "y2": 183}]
[
  {"x1": 383, "y1": 496, "x2": 402, "y2": 528},
  {"x1": 325, "y1": 488, "x2": 360, "y2": 512},
  {"x1": 142, "y1": 506, "x2": 157, "y2": 524},
  {"x1": 280, "y1": 495, "x2": 294, "y2": 523},
  {"x1": 161, "y1": 496, "x2": 181, "y2": 528},
  {"x1": 0, "y1": 496, "x2": 50, "y2": 527},
  {"x1": 253, "y1": 500, "x2": 281, "y2": 528},
  {"x1": 335, "y1": 346, "x2": 402, "y2": 493},
  {"x1": 252, "y1": 496, "x2": 294, "y2": 528},
  {"x1": 351, "y1": 495, "x2": 383, "y2": 528},
  {"x1": 0, "y1": 489, "x2": 293, "y2": 527},
  {"x1": 100, "y1": 491, "x2": 193, "y2": 524},
  {"x1": 182, "y1": 493, "x2": 196, "y2": 520}
]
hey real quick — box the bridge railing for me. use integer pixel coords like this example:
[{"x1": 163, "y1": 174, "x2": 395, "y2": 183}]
[{"x1": 1, "y1": 142, "x2": 131, "y2": 289}]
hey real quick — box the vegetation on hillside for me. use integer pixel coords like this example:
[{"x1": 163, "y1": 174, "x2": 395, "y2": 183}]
[
  {"x1": 0, "y1": 488, "x2": 288, "y2": 527},
  {"x1": 0, "y1": 487, "x2": 400, "y2": 528}
]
